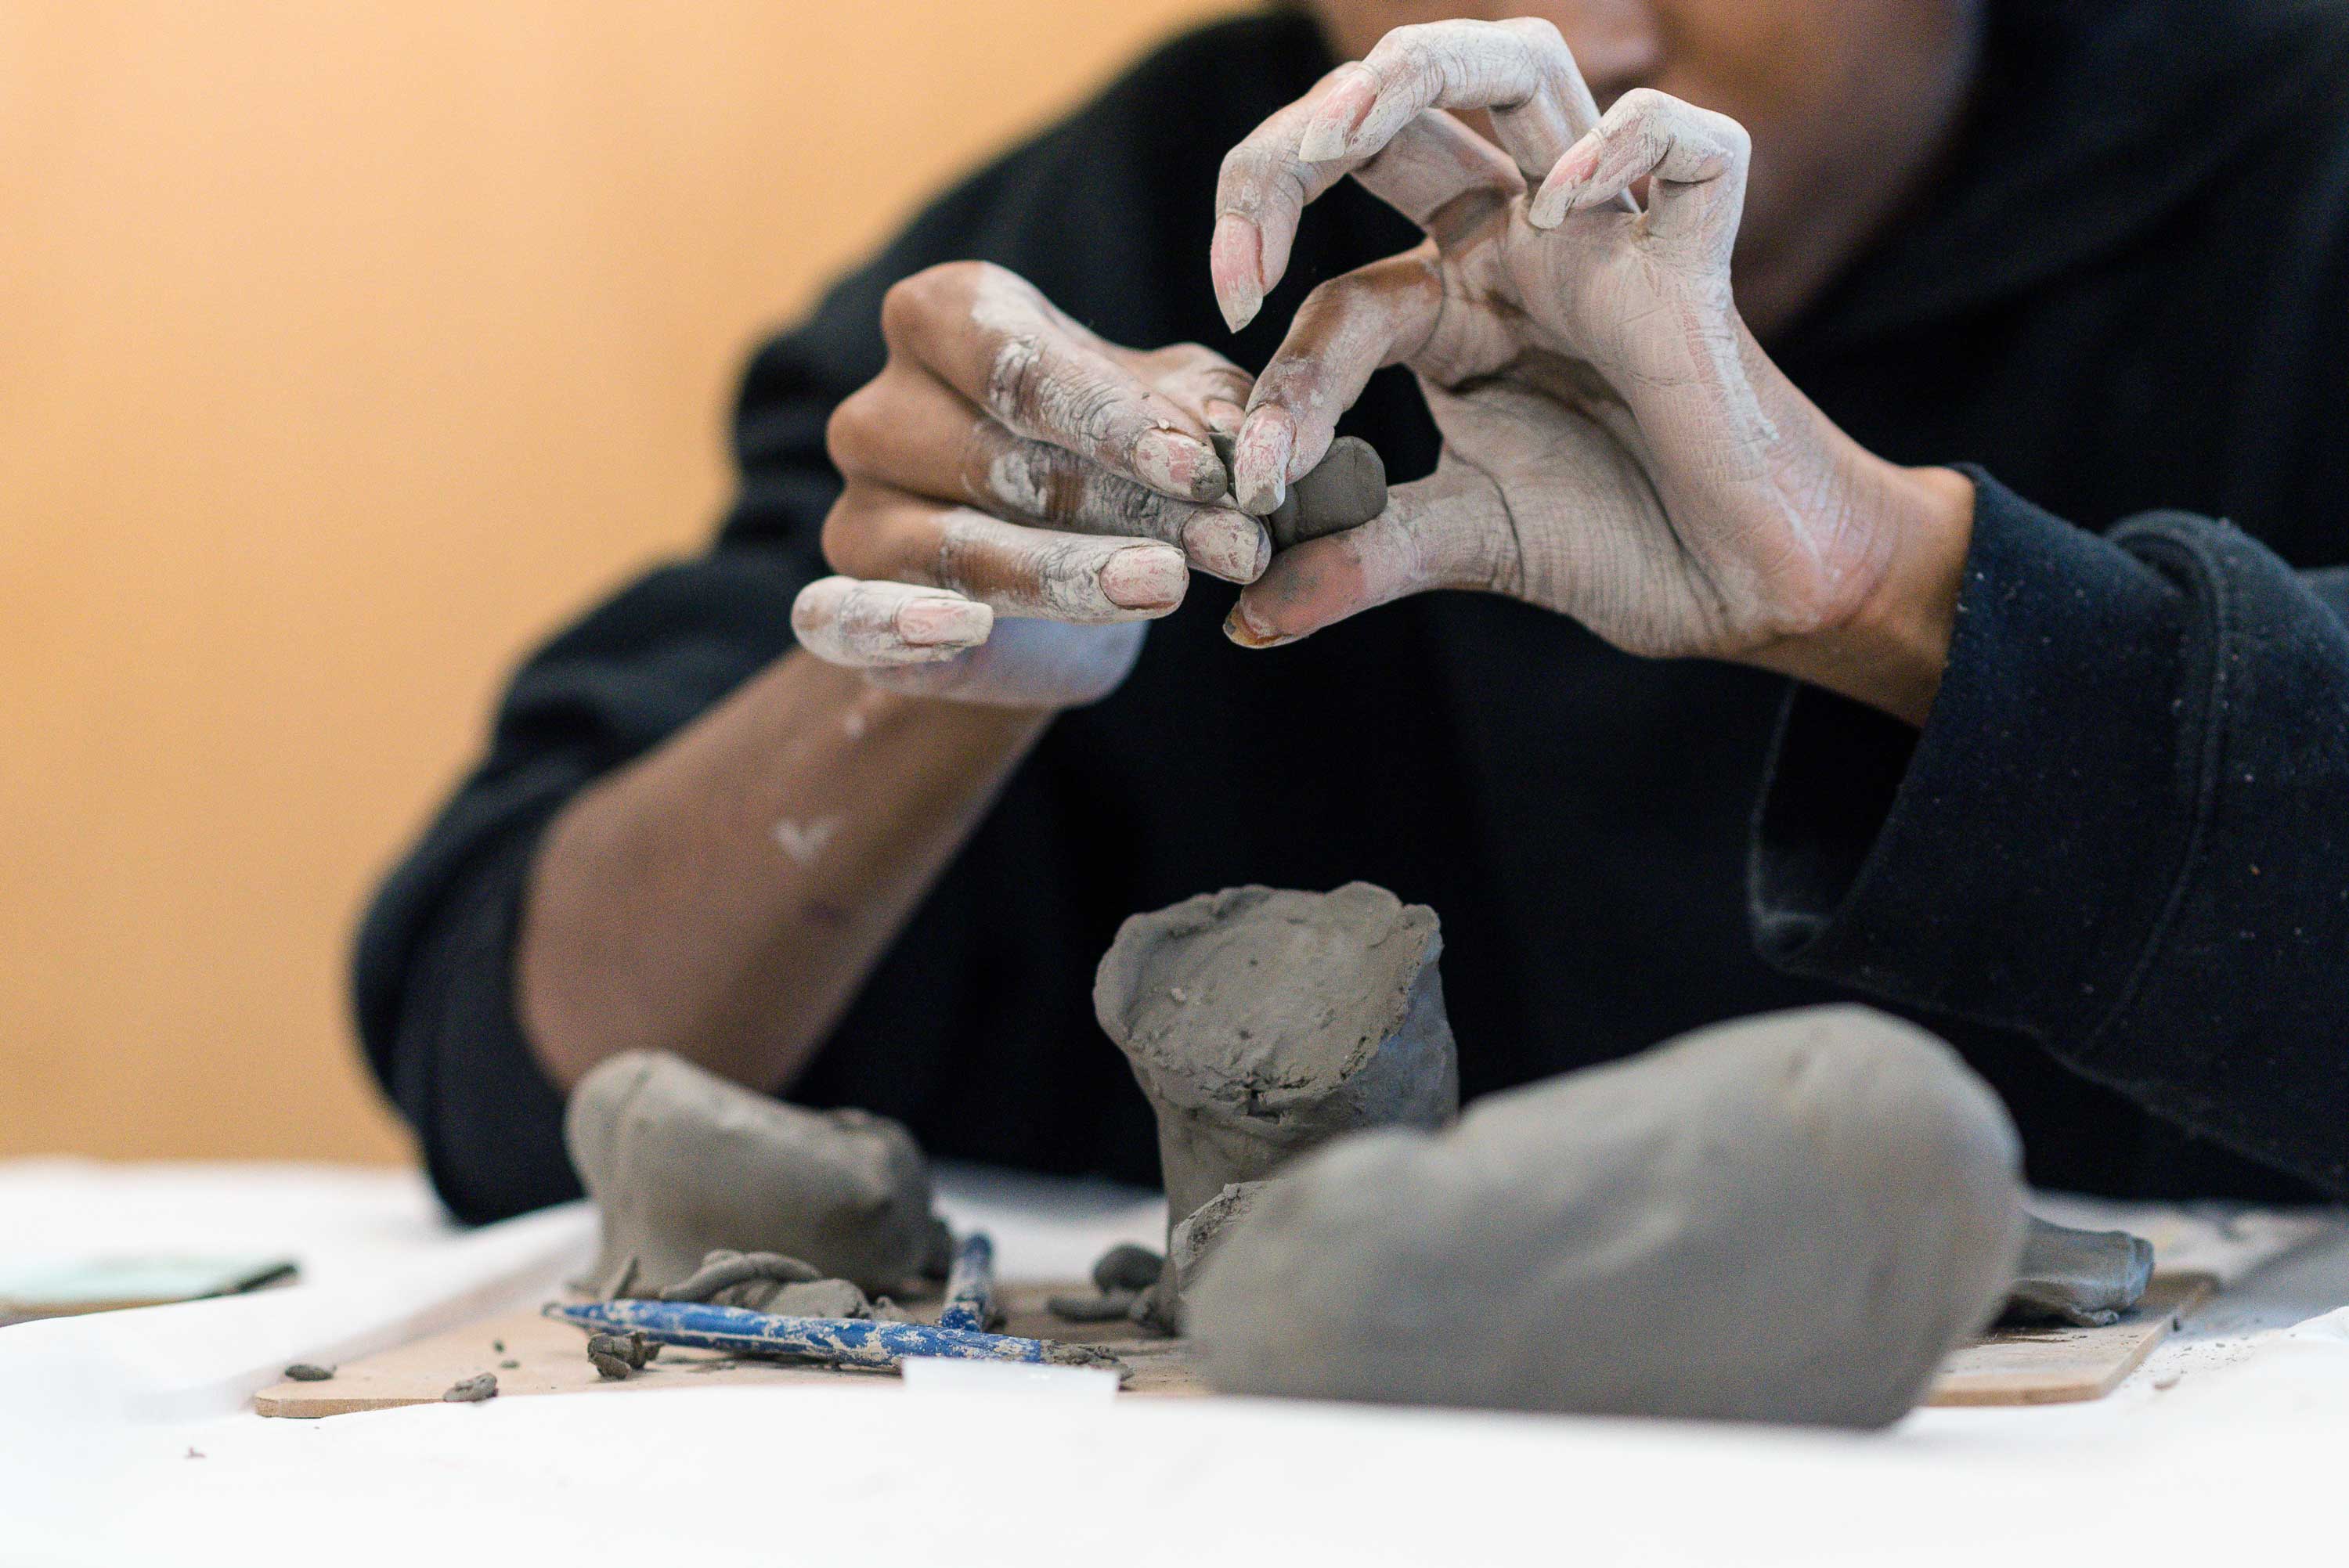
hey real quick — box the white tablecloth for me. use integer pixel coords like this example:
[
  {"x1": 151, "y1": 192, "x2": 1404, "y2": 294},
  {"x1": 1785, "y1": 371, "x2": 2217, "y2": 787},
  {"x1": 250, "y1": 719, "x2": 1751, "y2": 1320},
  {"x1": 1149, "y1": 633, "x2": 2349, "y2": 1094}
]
[{"x1": 2, "y1": 1159, "x2": 2341, "y2": 1564}]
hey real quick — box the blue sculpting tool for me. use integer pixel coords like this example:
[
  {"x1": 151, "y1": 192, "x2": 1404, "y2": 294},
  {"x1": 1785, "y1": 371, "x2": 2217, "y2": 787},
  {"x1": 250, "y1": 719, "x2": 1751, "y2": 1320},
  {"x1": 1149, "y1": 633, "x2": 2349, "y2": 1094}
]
[
  {"x1": 544, "y1": 1297, "x2": 1117, "y2": 1371},
  {"x1": 546, "y1": 1230, "x2": 1125, "y2": 1376},
  {"x1": 936, "y1": 1231, "x2": 996, "y2": 1332}
]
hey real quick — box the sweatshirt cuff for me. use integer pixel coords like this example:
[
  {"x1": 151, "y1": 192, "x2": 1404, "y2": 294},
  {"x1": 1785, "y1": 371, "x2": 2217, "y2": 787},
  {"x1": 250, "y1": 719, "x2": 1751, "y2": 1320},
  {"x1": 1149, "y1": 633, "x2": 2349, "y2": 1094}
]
[{"x1": 1750, "y1": 471, "x2": 2206, "y2": 1043}]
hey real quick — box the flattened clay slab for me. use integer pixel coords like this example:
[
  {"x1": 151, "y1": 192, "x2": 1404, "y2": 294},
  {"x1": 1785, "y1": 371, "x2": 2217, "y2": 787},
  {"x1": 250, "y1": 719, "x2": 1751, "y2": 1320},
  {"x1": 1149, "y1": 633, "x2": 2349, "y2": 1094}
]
[
  {"x1": 566, "y1": 1051, "x2": 933, "y2": 1296},
  {"x1": 1093, "y1": 883, "x2": 1460, "y2": 1232},
  {"x1": 1188, "y1": 1005, "x2": 2027, "y2": 1429},
  {"x1": 2001, "y1": 1216, "x2": 2156, "y2": 1327}
]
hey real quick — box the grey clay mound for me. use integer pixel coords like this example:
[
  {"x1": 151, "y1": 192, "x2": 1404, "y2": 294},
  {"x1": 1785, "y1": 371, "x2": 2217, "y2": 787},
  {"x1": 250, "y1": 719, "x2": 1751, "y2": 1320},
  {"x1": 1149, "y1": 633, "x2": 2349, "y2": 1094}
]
[
  {"x1": 1211, "y1": 432, "x2": 1388, "y2": 551},
  {"x1": 566, "y1": 1051, "x2": 935, "y2": 1296},
  {"x1": 1093, "y1": 883, "x2": 1460, "y2": 1235},
  {"x1": 2002, "y1": 1217, "x2": 2155, "y2": 1327},
  {"x1": 1187, "y1": 1005, "x2": 2027, "y2": 1429}
]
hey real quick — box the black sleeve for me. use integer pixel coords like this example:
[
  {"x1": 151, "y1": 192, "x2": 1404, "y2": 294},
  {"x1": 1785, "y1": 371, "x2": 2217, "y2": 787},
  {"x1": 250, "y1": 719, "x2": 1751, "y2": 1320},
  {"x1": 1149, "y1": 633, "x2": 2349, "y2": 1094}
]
[{"x1": 1751, "y1": 473, "x2": 2349, "y2": 1194}]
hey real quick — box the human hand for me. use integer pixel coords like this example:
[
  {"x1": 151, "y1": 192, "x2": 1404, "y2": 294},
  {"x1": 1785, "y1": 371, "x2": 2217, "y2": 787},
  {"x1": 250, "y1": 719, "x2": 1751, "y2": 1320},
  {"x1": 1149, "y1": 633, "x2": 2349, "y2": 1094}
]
[
  {"x1": 1211, "y1": 19, "x2": 1972, "y2": 721},
  {"x1": 792, "y1": 262, "x2": 1272, "y2": 708}
]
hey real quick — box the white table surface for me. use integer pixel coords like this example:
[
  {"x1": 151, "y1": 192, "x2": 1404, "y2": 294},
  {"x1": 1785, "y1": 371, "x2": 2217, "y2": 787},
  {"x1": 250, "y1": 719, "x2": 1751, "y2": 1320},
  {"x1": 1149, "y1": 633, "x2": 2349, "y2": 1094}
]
[{"x1": 2, "y1": 1157, "x2": 2342, "y2": 1565}]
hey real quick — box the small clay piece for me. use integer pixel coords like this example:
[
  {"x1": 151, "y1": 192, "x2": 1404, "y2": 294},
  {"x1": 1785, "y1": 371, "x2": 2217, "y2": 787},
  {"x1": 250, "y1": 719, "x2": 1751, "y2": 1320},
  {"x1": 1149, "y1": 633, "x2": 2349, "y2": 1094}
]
[
  {"x1": 281, "y1": 1363, "x2": 334, "y2": 1382},
  {"x1": 491, "y1": 1339, "x2": 505, "y2": 1354},
  {"x1": 1280, "y1": 436, "x2": 1387, "y2": 547},
  {"x1": 594, "y1": 1254, "x2": 641, "y2": 1302},
  {"x1": 1095, "y1": 883, "x2": 1459, "y2": 1249},
  {"x1": 920, "y1": 1217, "x2": 956, "y2": 1281},
  {"x1": 568, "y1": 1051, "x2": 936, "y2": 1296},
  {"x1": 2001, "y1": 1217, "x2": 2156, "y2": 1327},
  {"x1": 660, "y1": 1249, "x2": 824, "y2": 1303},
  {"x1": 500, "y1": 1359, "x2": 520, "y2": 1370},
  {"x1": 586, "y1": 1337, "x2": 634, "y2": 1381},
  {"x1": 766, "y1": 1279, "x2": 872, "y2": 1320},
  {"x1": 1210, "y1": 432, "x2": 1388, "y2": 550},
  {"x1": 442, "y1": 1374, "x2": 499, "y2": 1404},
  {"x1": 1188, "y1": 1005, "x2": 2026, "y2": 1429},
  {"x1": 1091, "y1": 1244, "x2": 1164, "y2": 1296},
  {"x1": 1047, "y1": 1289, "x2": 1142, "y2": 1323}
]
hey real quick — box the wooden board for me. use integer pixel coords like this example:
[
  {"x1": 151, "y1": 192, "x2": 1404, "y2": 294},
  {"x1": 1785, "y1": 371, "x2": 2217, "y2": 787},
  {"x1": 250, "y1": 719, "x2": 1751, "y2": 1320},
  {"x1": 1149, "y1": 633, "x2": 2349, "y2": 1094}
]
[
  {"x1": 255, "y1": 1273, "x2": 2214, "y2": 1418},
  {"x1": 1925, "y1": 1272, "x2": 2214, "y2": 1407},
  {"x1": 254, "y1": 1281, "x2": 1203, "y2": 1417}
]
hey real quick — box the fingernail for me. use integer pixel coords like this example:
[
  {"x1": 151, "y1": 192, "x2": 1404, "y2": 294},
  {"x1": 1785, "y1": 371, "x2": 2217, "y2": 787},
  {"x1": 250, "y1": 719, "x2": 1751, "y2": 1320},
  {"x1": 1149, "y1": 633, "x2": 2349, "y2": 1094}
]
[
  {"x1": 1211, "y1": 214, "x2": 1264, "y2": 332},
  {"x1": 1222, "y1": 600, "x2": 1296, "y2": 649},
  {"x1": 1234, "y1": 409, "x2": 1294, "y2": 517},
  {"x1": 1532, "y1": 141, "x2": 1600, "y2": 228},
  {"x1": 1297, "y1": 66, "x2": 1374, "y2": 162},
  {"x1": 1099, "y1": 545, "x2": 1188, "y2": 611},
  {"x1": 1184, "y1": 510, "x2": 1271, "y2": 583},
  {"x1": 1134, "y1": 427, "x2": 1224, "y2": 502},
  {"x1": 897, "y1": 597, "x2": 991, "y2": 646}
]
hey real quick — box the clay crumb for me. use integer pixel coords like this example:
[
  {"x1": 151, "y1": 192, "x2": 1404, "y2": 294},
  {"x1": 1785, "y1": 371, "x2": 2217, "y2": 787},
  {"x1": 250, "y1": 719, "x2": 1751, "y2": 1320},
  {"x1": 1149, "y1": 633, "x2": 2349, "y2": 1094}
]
[
  {"x1": 1048, "y1": 1289, "x2": 1141, "y2": 1323},
  {"x1": 491, "y1": 1339, "x2": 505, "y2": 1353},
  {"x1": 500, "y1": 1359, "x2": 520, "y2": 1369},
  {"x1": 442, "y1": 1374, "x2": 498, "y2": 1403},
  {"x1": 586, "y1": 1331, "x2": 654, "y2": 1380},
  {"x1": 282, "y1": 1363, "x2": 334, "y2": 1382},
  {"x1": 1091, "y1": 1243, "x2": 1165, "y2": 1296}
]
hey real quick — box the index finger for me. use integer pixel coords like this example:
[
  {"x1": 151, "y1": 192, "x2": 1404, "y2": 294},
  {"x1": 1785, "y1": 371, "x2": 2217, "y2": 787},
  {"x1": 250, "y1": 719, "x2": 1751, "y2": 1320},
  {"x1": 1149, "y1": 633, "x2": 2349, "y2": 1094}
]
[
  {"x1": 882, "y1": 263, "x2": 1227, "y2": 503},
  {"x1": 1299, "y1": 18, "x2": 1614, "y2": 182}
]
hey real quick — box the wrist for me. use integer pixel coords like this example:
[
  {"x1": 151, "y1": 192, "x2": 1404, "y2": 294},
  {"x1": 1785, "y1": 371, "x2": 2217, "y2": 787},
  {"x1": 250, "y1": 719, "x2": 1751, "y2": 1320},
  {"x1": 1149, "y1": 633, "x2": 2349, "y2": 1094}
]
[{"x1": 1753, "y1": 461, "x2": 1975, "y2": 726}]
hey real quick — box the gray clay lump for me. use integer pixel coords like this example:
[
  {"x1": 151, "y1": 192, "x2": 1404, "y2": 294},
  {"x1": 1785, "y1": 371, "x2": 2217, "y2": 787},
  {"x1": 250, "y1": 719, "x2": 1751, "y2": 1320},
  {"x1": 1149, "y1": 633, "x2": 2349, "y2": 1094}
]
[
  {"x1": 2002, "y1": 1217, "x2": 2155, "y2": 1327},
  {"x1": 1093, "y1": 883, "x2": 1460, "y2": 1235},
  {"x1": 1211, "y1": 431, "x2": 1388, "y2": 551},
  {"x1": 1186, "y1": 1004, "x2": 2026, "y2": 1429},
  {"x1": 566, "y1": 1051, "x2": 936, "y2": 1296}
]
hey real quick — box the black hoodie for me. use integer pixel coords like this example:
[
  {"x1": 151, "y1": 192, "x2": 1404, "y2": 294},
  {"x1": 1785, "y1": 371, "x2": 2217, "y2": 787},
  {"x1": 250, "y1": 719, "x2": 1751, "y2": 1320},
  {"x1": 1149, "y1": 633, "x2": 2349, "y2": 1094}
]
[{"x1": 357, "y1": 1, "x2": 2349, "y2": 1222}]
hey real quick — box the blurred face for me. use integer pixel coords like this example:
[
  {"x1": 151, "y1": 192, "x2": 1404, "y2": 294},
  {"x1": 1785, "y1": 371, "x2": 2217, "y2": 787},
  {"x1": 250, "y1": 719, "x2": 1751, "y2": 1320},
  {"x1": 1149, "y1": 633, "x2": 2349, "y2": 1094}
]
[{"x1": 1307, "y1": 0, "x2": 1985, "y2": 326}]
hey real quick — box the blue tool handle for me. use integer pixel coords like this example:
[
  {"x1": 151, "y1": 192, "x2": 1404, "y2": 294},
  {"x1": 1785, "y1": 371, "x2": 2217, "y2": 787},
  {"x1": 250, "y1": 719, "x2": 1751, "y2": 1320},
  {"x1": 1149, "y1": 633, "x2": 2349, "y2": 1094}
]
[
  {"x1": 547, "y1": 1298, "x2": 1068, "y2": 1370},
  {"x1": 937, "y1": 1231, "x2": 996, "y2": 1333}
]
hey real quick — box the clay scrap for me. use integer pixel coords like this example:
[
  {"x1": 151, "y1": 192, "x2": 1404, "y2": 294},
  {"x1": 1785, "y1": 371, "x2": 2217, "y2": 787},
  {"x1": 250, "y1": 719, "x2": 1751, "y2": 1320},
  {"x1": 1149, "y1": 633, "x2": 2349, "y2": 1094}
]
[
  {"x1": 1211, "y1": 431, "x2": 1387, "y2": 551},
  {"x1": 566, "y1": 1051, "x2": 936, "y2": 1296},
  {"x1": 1188, "y1": 1005, "x2": 2026, "y2": 1429},
  {"x1": 2003, "y1": 1216, "x2": 2156, "y2": 1327}
]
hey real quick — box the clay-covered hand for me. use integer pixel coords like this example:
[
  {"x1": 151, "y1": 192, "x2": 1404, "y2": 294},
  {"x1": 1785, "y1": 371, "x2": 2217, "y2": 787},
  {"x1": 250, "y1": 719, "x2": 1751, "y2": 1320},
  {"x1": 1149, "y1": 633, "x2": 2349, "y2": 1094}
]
[
  {"x1": 1212, "y1": 20, "x2": 1970, "y2": 716},
  {"x1": 794, "y1": 261, "x2": 1272, "y2": 708}
]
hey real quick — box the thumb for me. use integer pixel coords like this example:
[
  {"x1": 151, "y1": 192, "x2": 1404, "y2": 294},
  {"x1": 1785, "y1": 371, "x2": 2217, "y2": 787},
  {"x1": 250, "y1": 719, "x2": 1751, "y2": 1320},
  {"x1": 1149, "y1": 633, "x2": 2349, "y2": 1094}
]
[{"x1": 1225, "y1": 466, "x2": 1515, "y2": 647}]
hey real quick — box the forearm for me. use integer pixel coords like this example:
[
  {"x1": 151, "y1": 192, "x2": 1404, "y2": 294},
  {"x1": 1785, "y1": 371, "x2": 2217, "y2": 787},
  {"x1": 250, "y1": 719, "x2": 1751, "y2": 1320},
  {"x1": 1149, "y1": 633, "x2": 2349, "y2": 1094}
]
[
  {"x1": 517, "y1": 647, "x2": 1050, "y2": 1092},
  {"x1": 1713, "y1": 318, "x2": 1976, "y2": 728}
]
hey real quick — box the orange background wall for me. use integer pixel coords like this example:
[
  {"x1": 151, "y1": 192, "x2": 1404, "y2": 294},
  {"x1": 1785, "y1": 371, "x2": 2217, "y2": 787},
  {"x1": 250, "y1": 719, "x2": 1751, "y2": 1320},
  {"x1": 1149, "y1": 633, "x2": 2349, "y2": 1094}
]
[{"x1": 1, "y1": 1, "x2": 1236, "y2": 1165}]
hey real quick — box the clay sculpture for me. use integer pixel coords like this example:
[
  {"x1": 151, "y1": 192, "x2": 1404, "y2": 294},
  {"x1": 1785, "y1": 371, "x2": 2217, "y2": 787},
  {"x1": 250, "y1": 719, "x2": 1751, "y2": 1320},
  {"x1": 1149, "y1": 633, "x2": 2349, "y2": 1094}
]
[
  {"x1": 1211, "y1": 431, "x2": 1387, "y2": 551},
  {"x1": 1094, "y1": 883, "x2": 1459, "y2": 1237},
  {"x1": 1187, "y1": 1004, "x2": 2026, "y2": 1429},
  {"x1": 566, "y1": 1051, "x2": 935, "y2": 1296},
  {"x1": 2003, "y1": 1217, "x2": 2156, "y2": 1327}
]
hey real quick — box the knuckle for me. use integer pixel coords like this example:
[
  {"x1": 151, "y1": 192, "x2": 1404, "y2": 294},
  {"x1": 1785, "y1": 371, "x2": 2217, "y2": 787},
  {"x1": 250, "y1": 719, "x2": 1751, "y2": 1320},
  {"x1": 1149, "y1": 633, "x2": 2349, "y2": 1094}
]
[
  {"x1": 818, "y1": 489, "x2": 886, "y2": 578},
  {"x1": 824, "y1": 384, "x2": 886, "y2": 477},
  {"x1": 879, "y1": 268, "x2": 951, "y2": 350},
  {"x1": 1611, "y1": 86, "x2": 1665, "y2": 123},
  {"x1": 1501, "y1": 15, "x2": 1567, "y2": 55}
]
